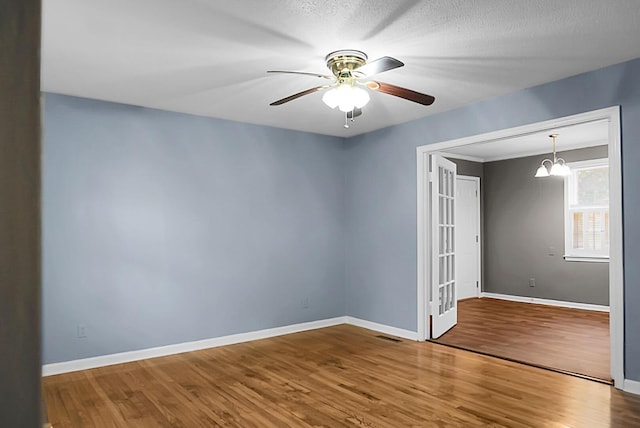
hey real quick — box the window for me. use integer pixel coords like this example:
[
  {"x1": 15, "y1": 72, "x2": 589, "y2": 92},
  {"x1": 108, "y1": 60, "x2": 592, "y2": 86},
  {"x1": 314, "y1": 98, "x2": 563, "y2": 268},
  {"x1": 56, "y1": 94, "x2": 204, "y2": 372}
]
[{"x1": 564, "y1": 158, "x2": 609, "y2": 262}]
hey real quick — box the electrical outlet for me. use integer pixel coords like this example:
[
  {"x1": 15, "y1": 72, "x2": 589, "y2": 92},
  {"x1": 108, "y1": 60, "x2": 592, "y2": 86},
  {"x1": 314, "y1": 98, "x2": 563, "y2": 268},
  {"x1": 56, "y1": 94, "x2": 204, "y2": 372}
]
[
  {"x1": 301, "y1": 297, "x2": 310, "y2": 308},
  {"x1": 77, "y1": 324, "x2": 87, "y2": 338},
  {"x1": 529, "y1": 278, "x2": 536, "y2": 287}
]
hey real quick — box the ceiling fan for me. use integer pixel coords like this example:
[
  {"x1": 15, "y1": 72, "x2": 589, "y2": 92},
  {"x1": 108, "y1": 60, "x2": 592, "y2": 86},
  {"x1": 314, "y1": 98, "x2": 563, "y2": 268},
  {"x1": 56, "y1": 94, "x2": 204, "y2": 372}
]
[{"x1": 267, "y1": 50, "x2": 435, "y2": 127}]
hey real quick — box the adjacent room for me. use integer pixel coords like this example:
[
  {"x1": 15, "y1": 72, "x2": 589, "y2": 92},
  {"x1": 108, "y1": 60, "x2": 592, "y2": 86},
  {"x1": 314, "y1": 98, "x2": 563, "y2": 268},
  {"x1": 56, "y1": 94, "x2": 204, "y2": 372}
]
[
  {"x1": 432, "y1": 121, "x2": 612, "y2": 382},
  {"x1": 4, "y1": 1, "x2": 640, "y2": 427}
]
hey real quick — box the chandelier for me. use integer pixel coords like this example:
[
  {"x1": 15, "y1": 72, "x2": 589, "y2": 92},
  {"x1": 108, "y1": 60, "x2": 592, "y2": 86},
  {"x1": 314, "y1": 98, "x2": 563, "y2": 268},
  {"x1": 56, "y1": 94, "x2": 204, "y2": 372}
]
[{"x1": 534, "y1": 134, "x2": 570, "y2": 177}]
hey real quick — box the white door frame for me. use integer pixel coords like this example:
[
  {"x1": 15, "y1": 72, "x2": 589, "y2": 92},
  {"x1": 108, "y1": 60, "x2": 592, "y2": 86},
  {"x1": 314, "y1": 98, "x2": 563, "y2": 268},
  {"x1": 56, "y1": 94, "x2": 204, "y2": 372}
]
[
  {"x1": 416, "y1": 106, "x2": 623, "y2": 388},
  {"x1": 456, "y1": 175, "x2": 481, "y2": 300}
]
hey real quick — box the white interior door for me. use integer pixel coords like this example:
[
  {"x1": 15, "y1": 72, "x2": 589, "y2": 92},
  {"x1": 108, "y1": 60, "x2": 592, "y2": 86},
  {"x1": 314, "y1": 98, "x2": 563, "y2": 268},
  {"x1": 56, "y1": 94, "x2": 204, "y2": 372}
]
[
  {"x1": 455, "y1": 176, "x2": 480, "y2": 300},
  {"x1": 430, "y1": 154, "x2": 457, "y2": 339}
]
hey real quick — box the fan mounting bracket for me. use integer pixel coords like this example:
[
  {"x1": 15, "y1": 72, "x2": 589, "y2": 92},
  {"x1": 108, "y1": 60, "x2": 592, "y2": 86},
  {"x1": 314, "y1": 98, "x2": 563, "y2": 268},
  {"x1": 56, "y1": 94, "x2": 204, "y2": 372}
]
[{"x1": 325, "y1": 50, "x2": 367, "y2": 78}]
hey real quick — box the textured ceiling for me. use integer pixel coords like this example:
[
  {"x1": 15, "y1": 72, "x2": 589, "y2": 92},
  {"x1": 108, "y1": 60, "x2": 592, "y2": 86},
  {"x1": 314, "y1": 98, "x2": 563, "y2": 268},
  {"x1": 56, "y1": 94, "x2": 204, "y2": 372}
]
[{"x1": 42, "y1": 0, "x2": 640, "y2": 137}]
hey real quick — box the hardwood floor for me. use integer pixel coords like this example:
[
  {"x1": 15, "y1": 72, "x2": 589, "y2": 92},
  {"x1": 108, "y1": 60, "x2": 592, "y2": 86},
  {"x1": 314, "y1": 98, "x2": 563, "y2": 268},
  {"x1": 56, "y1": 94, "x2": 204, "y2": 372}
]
[
  {"x1": 433, "y1": 298, "x2": 610, "y2": 382},
  {"x1": 43, "y1": 324, "x2": 639, "y2": 427}
]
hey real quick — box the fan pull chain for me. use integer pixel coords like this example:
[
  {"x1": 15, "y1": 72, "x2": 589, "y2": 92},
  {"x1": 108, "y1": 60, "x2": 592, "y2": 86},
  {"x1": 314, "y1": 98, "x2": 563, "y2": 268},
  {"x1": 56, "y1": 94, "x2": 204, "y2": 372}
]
[{"x1": 344, "y1": 112, "x2": 349, "y2": 128}]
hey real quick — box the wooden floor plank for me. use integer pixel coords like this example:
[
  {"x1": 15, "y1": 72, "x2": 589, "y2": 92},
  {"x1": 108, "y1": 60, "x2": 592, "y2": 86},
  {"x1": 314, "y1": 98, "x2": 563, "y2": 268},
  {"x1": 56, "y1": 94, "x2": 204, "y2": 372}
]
[
  {"x1": 433, "y1": 298, "x2": 610, "y2": 381},
  {"x1": 44, "y1": 324, "x2": 638, "y2": 427}
]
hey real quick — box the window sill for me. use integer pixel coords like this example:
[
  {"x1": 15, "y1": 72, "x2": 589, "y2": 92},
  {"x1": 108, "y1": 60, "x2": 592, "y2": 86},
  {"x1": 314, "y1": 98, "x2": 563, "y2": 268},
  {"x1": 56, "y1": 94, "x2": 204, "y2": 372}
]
[{"x1": 563, "y1": 255, "x2": 609, "y2": 263}]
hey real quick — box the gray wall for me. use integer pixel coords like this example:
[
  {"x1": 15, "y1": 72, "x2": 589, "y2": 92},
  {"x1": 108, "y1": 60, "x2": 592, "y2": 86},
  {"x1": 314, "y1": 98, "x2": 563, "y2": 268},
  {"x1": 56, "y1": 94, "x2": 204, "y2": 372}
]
[
  {"x1": 484, "y1": 146, "x2": 609, "y2": 305},
  {"x1": 0, "y1": 0, "x2": 42, "y2": 425},
  {"x1": 343, "y1": 58, "x2": 640, "y2": 382},
  {"x1": 449, "y1": 158, "x2": 484, "y2": 179},
  {"x1": 42, "y1": 94, "x2": 346, "y2": 364}
]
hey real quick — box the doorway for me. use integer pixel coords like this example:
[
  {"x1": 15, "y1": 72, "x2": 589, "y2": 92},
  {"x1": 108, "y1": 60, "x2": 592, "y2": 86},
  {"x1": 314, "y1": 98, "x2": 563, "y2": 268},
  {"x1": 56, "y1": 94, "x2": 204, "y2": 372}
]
[
  {"x1": 436, "y1": 143, "x2": 611, "y2": 381},
  {"x1": 455, "y1": 176, "x2": 480, "y2": 301},
  {"x1": 416, "y1": 106, "x2": 623, "y2": 387}
]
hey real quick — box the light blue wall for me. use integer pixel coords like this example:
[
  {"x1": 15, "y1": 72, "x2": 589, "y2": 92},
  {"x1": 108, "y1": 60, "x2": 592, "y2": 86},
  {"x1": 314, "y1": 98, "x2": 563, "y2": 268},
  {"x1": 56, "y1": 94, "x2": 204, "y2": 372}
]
[
  {"x1": 42, "y1": 94, "x2": 346, "y2": 364},
  {"x1": 344, "y1": 58, "x2": 640, "y2": 381}
]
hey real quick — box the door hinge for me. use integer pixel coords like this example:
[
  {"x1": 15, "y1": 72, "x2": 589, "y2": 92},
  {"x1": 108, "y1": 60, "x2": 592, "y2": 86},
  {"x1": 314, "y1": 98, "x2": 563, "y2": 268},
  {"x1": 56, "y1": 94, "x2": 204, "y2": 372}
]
[
  {"x1": 476, "y1": 281, "x2": 479, "y2": 288},
  {"x1": 475, "y1": 235, "x2": 479, "y2": 243}
]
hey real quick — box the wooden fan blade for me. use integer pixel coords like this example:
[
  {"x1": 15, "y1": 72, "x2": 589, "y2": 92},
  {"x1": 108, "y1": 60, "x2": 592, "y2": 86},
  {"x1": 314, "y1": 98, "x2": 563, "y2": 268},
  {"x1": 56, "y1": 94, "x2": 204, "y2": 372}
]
[
  {"x1": 347, "y1": 108, "x2": 362, "y2": 119},
  {"x1": 270, "y1": 85, "x2": 330, "y2": 106},
  {"x1": 267, "y1": 70, "x2": 333, "y2": 80},
  {"x1": 367, "y1": 81, "x2": 435, "y2": 105},
  {"x1": 354, "y1": 56, "x2": 404, "y2": 77}
]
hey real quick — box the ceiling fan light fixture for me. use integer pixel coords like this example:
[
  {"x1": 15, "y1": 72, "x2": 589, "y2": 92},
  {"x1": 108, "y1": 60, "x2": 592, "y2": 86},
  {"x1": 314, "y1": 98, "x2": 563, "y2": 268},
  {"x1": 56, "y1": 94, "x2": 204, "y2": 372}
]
[
  {"x1": 268, "y1": 49, "x2": 435, "y2": 126},
  {"x1": 322, "y1": 83, "x2": 370, "y2": 112}
]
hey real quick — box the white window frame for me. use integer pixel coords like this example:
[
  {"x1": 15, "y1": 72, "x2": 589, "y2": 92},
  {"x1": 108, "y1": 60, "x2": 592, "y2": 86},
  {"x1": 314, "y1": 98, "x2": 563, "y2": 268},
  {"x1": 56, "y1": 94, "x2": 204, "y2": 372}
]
[{"x1": 563, "y1": 158, "x2": 609, "y2": 263}]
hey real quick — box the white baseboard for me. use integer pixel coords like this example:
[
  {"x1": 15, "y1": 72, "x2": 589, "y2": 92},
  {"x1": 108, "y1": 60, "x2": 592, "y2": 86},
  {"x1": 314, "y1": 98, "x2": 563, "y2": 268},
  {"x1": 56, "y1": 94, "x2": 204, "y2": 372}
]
[
  {"x1": 345, "y1": 316, "x2": 419, "y2": 341},
  {"x1": 42, "y1": 316, "x2": 423, "y2": 376},
  {"x1": 481, "y1": 292, "x2": 610, "y2": 312},
  {"x1": 43, "y1": 316, "x2": 347, "y2": 376},
  {"x1": 624, "y1": 379, "x2": 640, "y2": 395}
]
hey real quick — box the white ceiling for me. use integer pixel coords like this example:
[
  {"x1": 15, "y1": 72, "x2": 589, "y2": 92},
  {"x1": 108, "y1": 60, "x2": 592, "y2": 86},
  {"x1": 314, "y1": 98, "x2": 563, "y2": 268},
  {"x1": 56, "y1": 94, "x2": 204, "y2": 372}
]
[
  {"x1": 41, "y1": 0, "x2": 640, "y2": 137},
  {"x1": 444, "y1": 120, "x2": 609, "y2": 162}
]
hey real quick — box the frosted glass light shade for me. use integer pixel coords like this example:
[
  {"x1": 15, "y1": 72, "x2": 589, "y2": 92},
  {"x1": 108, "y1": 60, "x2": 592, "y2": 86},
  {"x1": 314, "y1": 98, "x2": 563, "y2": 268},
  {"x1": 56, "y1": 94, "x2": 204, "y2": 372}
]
[
  {"x1": 550, "y1": 162, "x2": 564, "y2": 176},
  {"x1": 548, "y1": 161, "x2": 570, "y2": 176},
  {"x1": 322, "y1": 84, "x2": 370, "y2": 112},
  {"x1": 535, "y1": 164, "x2": 550, "y2": 177},
  {"x1": 351, "y1": 86, "x2": 370, "y2": 108},
  {"x1": 322, "y1": 89, "x2": 339, "y2": 109},
  {"x1": 336, "y1": 84, "x2": 356, "y2": 112}
]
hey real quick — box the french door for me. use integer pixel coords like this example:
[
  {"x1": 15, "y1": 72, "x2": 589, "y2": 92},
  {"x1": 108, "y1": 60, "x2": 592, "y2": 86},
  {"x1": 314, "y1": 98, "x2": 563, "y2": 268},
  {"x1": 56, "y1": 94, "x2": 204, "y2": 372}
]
[{"x1": 430, "y1": 154, "x2": 458, "y2": 338}]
